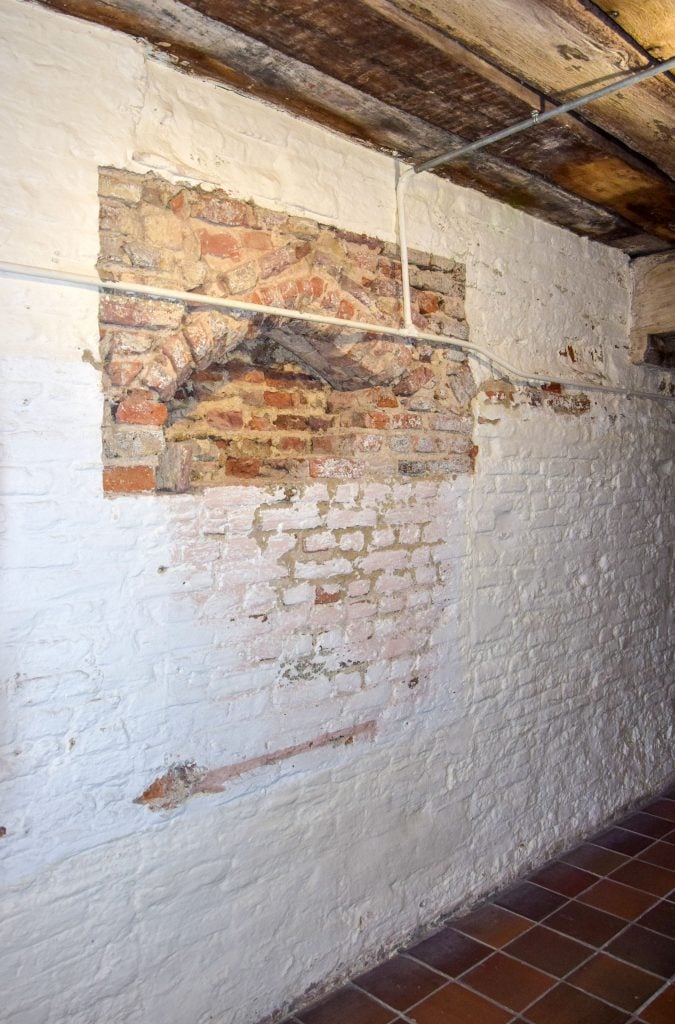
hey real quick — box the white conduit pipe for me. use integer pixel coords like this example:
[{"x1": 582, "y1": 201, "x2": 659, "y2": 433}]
[
  {"x1": 0, "y1": 259, "x2": 672, "y2": 402},
  {"x1": 394, "y1": 55, "x2": 675, "y2": 402}
]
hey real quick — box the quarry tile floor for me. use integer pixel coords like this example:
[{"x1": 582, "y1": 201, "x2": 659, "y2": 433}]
[{"x1": 275, "y1": 784, "x2": 675, "y2": 1024}]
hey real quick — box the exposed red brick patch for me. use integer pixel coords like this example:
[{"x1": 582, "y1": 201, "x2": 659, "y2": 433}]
[
  {"x1": 103, "y1": 465, "x2": 155, "y2": 494},
  {"x1": 98, "y1": 169, "x2": 475, "y2": 490},
  {"x1": 315, "y1": 585, "x2": 341, "y2": 605}
]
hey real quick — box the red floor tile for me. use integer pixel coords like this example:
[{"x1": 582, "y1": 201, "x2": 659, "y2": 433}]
[
  {"x1": 578, "y1": 878, "x2": 658, "y2": 920},
  {"x1": 610, "y1": 860, "x2": 675, "y2": 897},
  {"x1": 638, "y1": 983, "x2": 675, "y2": 1023},
  {"x1": 494, "y1": 881, "x2": 567, "y2": 920},
  {"x1": 461, "y1": 952, "x2": 554, "y2": 1012},
  {"x1": 560, "y1": 844, "x2": 628, "y2": 876},
  {"x1": 354, "y1": 955, "x2": 445, "y2": 1011},
  {"x1": 453, "y1": 904, "x2": 532, "y2": 948},
  {"x1": 566, "y1": 952, "x2": 662, "y2": 1012},
  {"x1": 503, "y1": 925, "x2": 590, "y2": 977},
  {"x1": 522, "y1": 982, "x2": 629, "y2": 1023},
  {"x1": 545, "y1": 900, "x2": 626, "y2": 946},
  {"x1": 639, "y1": 901, "x2": 675, "y2": 939},
  {"x1": 616, "y1": 813, "x2": 674, "y2": 839},
  {"x1": 410, "y1": 981, "x2": 514, "y2": 1024},
  {"x1": 638, "y1": 842, "x2": 675, "y2": 871},
  {"x1": 405, "y1": 926, "x2": 491, "y2": 976},
  {"x1": 591, "y1": 828, "x2": 653, "y2": 856},
  {"x1": 296, "y1": 985, "x2": 397, "y2": 1024},
  {"x1": 527, "y1": 861, "x2": 597, "y2": 898},
  {"x1": 606, "y1": 924, "x2": 675, "y2": 977},
  {"x1": 642, "y1": 800, "x2": 675, "y2": 823}
]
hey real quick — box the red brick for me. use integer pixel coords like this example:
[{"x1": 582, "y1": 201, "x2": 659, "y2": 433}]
[
  {"x1": 275, "y1": 414, "x2": 308, "y2": 431},
  {"x1": 192, "y1": 369, "x2": 223, "y2": 382},
  {"x1": 309, "y1": 276, "x2": 325, "y2": 299},
  {"x1": 103, "y1": 465, "x2": 155, "y2": 493},
  {"x1": 280, "y1": 436, "x2": 307, "y2": 452},
  {"x1": 376, "y1": 394, "x2": 399, "y2": 408},
  {"x1": 264, "y1": 390, "x2": 295, "y2": 408},
  {"x1": 258, "y1": 459, "x2": 307, "y2": 478},
  {"x1": 312, "y1": 436, "x2": 335, "y2": 454},
  {"x1": 226, "y1": 363, "x2": 266, "y2": 383},
  {"x1": 315, "y1": 586, "x2": 341, "y2": 605},
  {"x1": 106, "y1": 360, "x2": 143, "y2": 386},
  {"x1": 116, "y1": 393, "x2": 168, "y2": 426},
  {"x1": 364, "y1": 411, "x2": 390, "y2": 429},
  {"x1": 198, "y1": 229, "x2": 241, "y2": 260},
  {"x1": 393, "y1": 366, "x2": 435, "y2": 396},
  {"x1": 417, "y1": 290, "x2": 440, "y2": 314},
  {"x1": 197, "y1": 196, "x2": 249, "y2": 226},
  {"x1": 169, "y1": 192, "x2": 186, "y2": 215},
  {"x1": 259, "y1": 245, "x2": 297, "y2": 280},
  {"x1": 240, "y1": 230, "x2": 273, "y2": 251},
  {"x1": 225, "y1": 458, "x2": 261, "y2": 477},
  {"x1": 248, "y1": 415, "x2": 272, "y2": 431},
  {"x1": 391, "y1": 412, "x2": 424, "y2": 429},
  {"x1": 100, "y1": 295, "x2": 183, "y2": 328},
  {"x1": 354, "y1": 434, "x2": 382, "y2": 453},
  {"x1": 206, "y1": 410, "x2": 244, "y2": 430}
]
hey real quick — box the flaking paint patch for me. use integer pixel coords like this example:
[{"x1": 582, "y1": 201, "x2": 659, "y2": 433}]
[{"x1": 481, "y1": 380, "x2": 591, "y2": 416}]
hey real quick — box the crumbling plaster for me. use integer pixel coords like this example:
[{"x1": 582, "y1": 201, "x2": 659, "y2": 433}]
[{"x1": 0, "y1": 3, "x2": 672, "y2": 1024}]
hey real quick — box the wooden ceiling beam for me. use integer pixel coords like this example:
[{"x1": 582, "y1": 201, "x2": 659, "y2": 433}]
[
  {"x1": 381, "y1": 0, "x2": 675, "y2": 176},
  {"x1": 35, "y1": 0, "x2": 674, "y2": 252}
]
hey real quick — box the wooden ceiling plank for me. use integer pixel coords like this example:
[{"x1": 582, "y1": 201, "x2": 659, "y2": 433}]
[
  {"x1": 381, "y1": 0, "x2": 675, "y2": 176},
  {"x1": 590, "y1": 1, "x2": 675, "y2": 61},
  {"x1": 34, "y1": 0, "x2": 670, "y2": 251}
]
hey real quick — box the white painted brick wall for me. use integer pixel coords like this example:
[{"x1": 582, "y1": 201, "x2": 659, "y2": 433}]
[{"x1": 0, "y1": 3, "x2": 673, "y2": 1023}]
